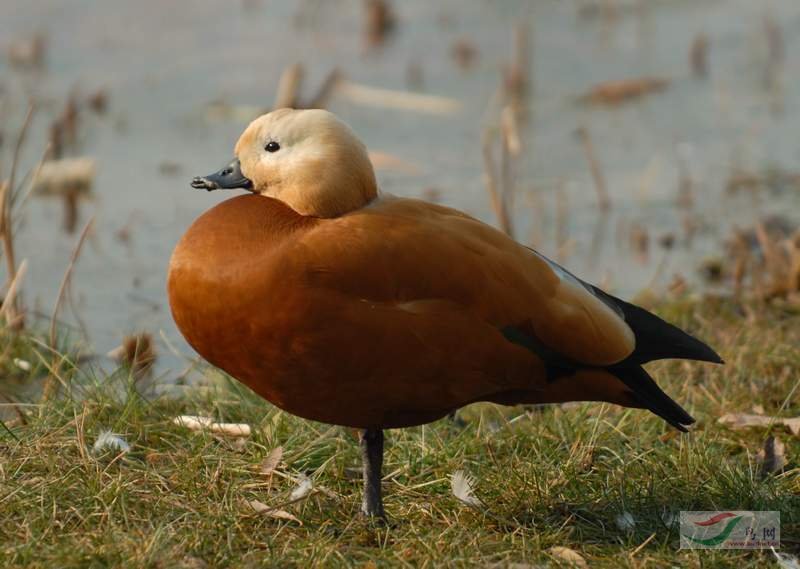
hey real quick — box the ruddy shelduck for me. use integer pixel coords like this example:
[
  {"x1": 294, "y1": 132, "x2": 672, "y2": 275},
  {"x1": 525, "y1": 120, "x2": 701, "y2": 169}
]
[{"x1": 168, "y1": 108, "x2": 721, "y2": 518}]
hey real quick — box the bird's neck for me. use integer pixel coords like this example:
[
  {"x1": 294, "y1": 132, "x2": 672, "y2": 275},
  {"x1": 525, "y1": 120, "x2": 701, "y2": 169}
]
[{"x1": 266, "y1": 177, "x2": 378, "y2": 218}]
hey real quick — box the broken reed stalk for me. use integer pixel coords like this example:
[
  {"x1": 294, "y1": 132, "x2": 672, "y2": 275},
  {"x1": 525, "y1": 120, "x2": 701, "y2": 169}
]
[
  {"x1": 42, "y1": 217, "x2": 94, "y2": 401},
  {"x1": 481, "y1": 129, "x2": 513, "y2": 237},
  {"x1": 364, "y1": 0, "x2": 395, "y2": 48},
  {"x1": 689, "y1": 32, "x2": 709, "y2": 78},
  {"x1": 0, "y1": 105, "x2": 35, "y2": 328},
  {"x1": 499, "y1": 106, "x2": 519, "y2": 238},
  {"x1": 588, "y1": 214, "x2": 608, "y2": 269},
  {"x1": 306, "y1": 69, "x2": 341, "y2": 109},
  {"x1": 273, "y1": 63, "x2": 304, "y2": 109},
  {"x1": 334, "y1": 80, "x2": 461, "y2": 114},
  {"x1": 503, "y1": 23, "x2": 530, "y2": 123},
  {"x1": 576, "y1": 126, "x2": 611, "y2": 212},
  {"x1": 555, "y1": 182, "x2": 568, "y2": 263},
  {"x1": 763, "y1": 13, "x2": 785, "y2": 114},
  {"x1": 499, "y1": 140, "x2": 513, "y2": 236}
]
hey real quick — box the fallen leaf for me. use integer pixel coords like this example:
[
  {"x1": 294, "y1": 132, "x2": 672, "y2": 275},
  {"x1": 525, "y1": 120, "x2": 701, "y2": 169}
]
[
  {"x1": 451, "y1": 470, "x2": 482, "y2": 508},
  {"x1": 718, "y1": 413, "x2": 800, "y2": 436},
  {"x1": 579, "y1": 77, "x2": 669, "y2": 106},
  {"x1": 244, "y1": 499, "x2": 302, "y2": 525},
  {"x1": 261, "y1": 446, "x2": 283, "y2": 475},
  {"x1": 548, "y1": 546, "x2": 588, "y2": 568}
]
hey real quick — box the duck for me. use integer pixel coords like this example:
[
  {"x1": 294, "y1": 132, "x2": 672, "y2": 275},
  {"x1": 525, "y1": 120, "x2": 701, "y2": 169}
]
[{"x1": 168, "y1": 108, "x2": 722, "y2": 519}]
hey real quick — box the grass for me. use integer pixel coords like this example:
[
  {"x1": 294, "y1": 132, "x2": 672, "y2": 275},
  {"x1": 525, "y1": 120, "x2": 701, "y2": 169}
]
[{"x1": 1, "y1": 297, "x2": 799, "y2": 568}]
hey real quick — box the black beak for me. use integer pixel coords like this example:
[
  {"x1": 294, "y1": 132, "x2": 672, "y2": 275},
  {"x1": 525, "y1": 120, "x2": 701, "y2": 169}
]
[{"x1": 191, "y1": 158, "x2": 253, "y2": 191}]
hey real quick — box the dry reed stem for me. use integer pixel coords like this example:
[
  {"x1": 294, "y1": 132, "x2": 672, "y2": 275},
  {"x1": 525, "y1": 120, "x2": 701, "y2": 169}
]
[
  {"x1": 690, "y1": 33, "x2": 709, "y2": 78},
  {"x1": 43, "y1": 217, "x2": 94, "y2": 401},
  {"x1": 273, "y1": 63, "x2": 304, "y2": 109},
  {"x1": 503, "y1": 24, "x2": 529, "y2": 121},
  {"x1": 481, "y1": 129, "x2": 513, "y2": 237},
  {"x1": 1, "y1": 258, "x2": 27, "y2": 328},
  {"x1": 306, "y1": 69, "x2": 341, "y2": 109},
  {"x1": 499, "y1": 115, "x2": 515, "y2": 238},
  {"x1": 763, "y1": 13, "x2": 785, "y2": 115},
  {"x1": 500, "y1": 105, "x2": 521, "y2": 156},
  {"x1": 555, "y1": 182, "x2": 568, "y2": 263},
  {"x1": 576, "y1": 126, "x2": 610, "y2": 211},
  {"x1": 364, "y1": 0, "x2": 395, "y2": 48},
  {"x1": 0, "y1": 105, "x2": 34, "y2": 328}
]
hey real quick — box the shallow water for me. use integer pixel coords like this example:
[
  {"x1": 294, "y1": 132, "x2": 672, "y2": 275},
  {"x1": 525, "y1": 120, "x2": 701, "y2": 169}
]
[{"x1": 0, "y1": 0, "x2": 799, "y2": 376}]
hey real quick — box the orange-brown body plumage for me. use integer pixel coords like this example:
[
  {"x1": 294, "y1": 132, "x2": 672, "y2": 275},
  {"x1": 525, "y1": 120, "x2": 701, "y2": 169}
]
[{"x1": 168, "y1": 194, "x2": 643, "y2": 429}]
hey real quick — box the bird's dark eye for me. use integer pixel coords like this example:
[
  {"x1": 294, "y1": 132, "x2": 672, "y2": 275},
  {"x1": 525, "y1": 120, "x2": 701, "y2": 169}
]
[{"x1": 265, "y1": 141, "x2": 280, "y2": 153}]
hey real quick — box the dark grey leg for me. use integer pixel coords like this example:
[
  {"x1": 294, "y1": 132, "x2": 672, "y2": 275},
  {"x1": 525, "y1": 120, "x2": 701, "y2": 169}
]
[{"x1": 359, "y1": 428, "x2": 385, "y2": 518}]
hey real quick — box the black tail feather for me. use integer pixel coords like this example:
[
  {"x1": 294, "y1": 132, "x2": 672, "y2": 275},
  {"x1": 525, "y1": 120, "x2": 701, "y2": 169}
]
[
  {"x1": 591, "y1": 287, "x2": 723, "y2": 366},
  {"x1": 611, "y1": 365, "x2": 695, "y2": 431}
]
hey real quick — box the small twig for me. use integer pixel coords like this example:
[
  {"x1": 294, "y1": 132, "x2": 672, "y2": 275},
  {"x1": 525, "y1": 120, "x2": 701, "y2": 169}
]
[
  {"x1": 630, "y1": 532, "x2": 657, "y2": 558},
  {"x1": 42, "y1": 217, "x2": 94, "y2": 400},
  {"x1": 576, "y1": 126, "x2": 611, "y2": 211}
]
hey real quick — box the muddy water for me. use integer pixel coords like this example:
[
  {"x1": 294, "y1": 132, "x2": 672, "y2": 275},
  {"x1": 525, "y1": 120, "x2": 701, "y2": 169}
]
[{"x1": 0, "y1": 0, "x2": 798, "y2": 376}]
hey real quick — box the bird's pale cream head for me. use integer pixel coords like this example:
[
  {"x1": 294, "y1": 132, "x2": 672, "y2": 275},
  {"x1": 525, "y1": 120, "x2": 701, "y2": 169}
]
[{"x1": 230, "y1": 108, "x2": 378, "y2": 217}]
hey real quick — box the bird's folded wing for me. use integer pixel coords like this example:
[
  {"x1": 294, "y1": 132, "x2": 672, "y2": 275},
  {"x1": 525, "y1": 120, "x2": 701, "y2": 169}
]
[{"x1": 295, "y1": 198, "x2": 636, "y2": 367}]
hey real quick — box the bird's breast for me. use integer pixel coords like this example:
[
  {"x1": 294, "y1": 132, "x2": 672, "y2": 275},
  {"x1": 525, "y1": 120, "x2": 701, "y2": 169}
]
[{"x1": 167, "y1": 195, "x2": 320, "y2": 404}]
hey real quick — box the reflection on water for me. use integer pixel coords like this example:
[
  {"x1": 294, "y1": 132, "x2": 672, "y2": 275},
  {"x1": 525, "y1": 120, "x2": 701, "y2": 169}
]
[{"x1": 0, "y1": 0, "x2": 798, "y2": 374}]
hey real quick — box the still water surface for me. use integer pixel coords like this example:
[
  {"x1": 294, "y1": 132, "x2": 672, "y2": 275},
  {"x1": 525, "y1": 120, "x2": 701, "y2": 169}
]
[{"x1": 0, "y1": 0, "x2": 798, "y2": 375}]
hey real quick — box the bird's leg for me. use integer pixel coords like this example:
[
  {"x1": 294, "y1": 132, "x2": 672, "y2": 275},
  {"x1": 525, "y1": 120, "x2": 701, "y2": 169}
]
[{"x1": 359, "y1": 428, "x2": 385, "y2": 519}]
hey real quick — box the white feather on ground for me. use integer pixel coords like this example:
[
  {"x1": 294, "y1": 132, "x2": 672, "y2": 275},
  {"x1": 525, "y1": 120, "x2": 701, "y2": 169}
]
[
  {"x1": 615, "y1": 511, "x2": 636, "y2": 532},
  {"x1": 773, "y1": 548, "x2": 800, "y2": 569},
  {"x1": 290, "y1": 475, "x2": 313, "y2": 501},
  {"x1": 450, "y1": 470, "x2": 482, "y2": 508},
  {"x1": 92, "y1": 431, "x2": 130, "y2": 455},
  {"x1": 661, "y1": 510, "x2": 678, "y2": 527}
]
